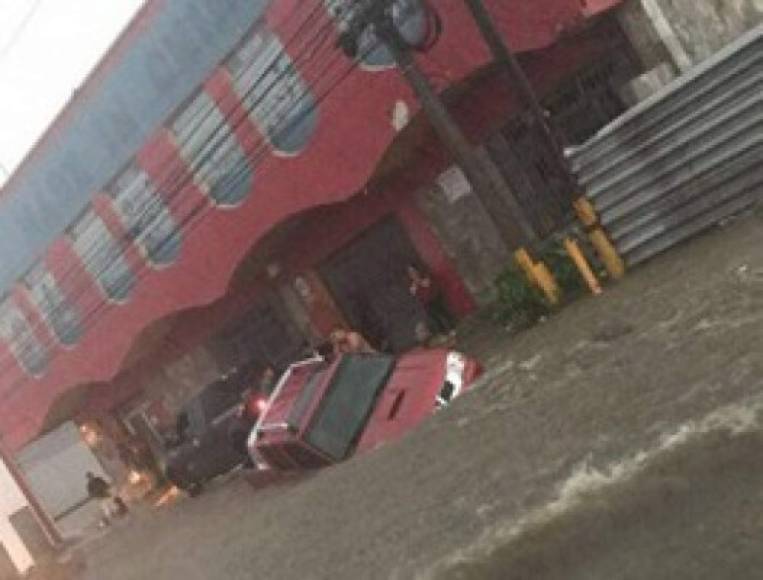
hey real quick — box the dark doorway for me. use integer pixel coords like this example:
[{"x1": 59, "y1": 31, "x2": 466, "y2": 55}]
[
  {"x1": 212, "y1": 292, "x2": 307, "y2": 376},
  {"x1": 487, "y1": 25, "x2": 641, "y2": 239},
  {"x1": 319, "y1": 217, "x2": 428, "y2": 353}
]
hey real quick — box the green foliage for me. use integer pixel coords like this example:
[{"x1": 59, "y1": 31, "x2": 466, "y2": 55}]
[
  {"x1": 494, "y1": 239, "x2": 588, "y2": 329},
  {"x1": 494, "y1": 266, "x2": 550, "y2": 329},
  {"x1": 539, "y1": 241, "x2": 586, "y2": 298}
]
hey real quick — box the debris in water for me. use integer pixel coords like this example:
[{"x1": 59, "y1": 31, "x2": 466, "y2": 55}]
[{"x1": 518, "y1": 355, "x2": 542, "y2": 371}]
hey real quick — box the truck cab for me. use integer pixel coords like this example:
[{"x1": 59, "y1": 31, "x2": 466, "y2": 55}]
[{"x1": 248, "y1": 349, "x2": 481, "y2": 471}]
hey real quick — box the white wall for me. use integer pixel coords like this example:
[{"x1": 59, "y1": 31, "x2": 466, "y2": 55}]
[
  {"x1": 657, "y1": 0, "x2": 762, "y2": 63},
  {"x1": 620, "y1": 0, "x2": 763, "y2": 72},
  {"x1": 17, "y1": 422, "x2": 106, "y2": 519},
  {"x1": 0, "y1": 460, "x2": 34, "y2": 574}
]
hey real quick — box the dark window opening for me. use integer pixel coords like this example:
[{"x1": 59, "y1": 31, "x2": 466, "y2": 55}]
[
  {"x1": 305, "y1": 354, "x2": 395, "y2": 461},
  {"x1": 287, "y1": 370, "x2": 327, "y2": 430}
]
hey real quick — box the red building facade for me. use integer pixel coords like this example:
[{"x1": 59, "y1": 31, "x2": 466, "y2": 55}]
[{"x1": 0, "y1": 0, "x2": 630, "y2": 451}]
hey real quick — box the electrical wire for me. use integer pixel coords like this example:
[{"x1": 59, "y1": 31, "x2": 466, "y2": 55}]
[
  {"x1": 0, "y1": 1, "x2": 340, "y2": 382},
  {"x1": 2, "y1": 46, "x2": 362, "y2": 400},
  {"x1": 0, "y1": 4, "x2": 390, "y2": 404},
  {"x1": 0, "y1": 8, "x2": 343, "y2": 383},
  {"x1": 43, "y1": 0, "x2": 332, "y2": 300},
  {"x1": 7, "y1": 0, "x2": 336, "y2": 330}
]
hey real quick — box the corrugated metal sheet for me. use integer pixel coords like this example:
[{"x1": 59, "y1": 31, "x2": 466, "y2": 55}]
[{"x1": 569, "y1": 25, "x2": 763, "y2": 266}]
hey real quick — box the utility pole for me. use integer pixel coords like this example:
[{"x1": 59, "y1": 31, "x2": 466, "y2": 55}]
[
  {"x1": 0, "y1": 435, "x2": 63, "y2": 548},
  {"x1": 340, "y1": 0, "x2": 537, "y2": 251},
  {"x1": 462, "y1": 0, "x2": 573, "y2": 193},
  {"x1": 462, "y1": 0, "x2": 625, "y2": 281}
]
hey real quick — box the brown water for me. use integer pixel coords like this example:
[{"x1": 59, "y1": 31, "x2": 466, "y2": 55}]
[
  {"x1": 72, "y1": 215, "x2": 763, "y2": 580},
  {"x1": 434, "y1": 402, "x2": 763, "y2": 580}
]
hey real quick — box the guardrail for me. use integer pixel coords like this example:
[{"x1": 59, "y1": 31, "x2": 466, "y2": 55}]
[{"x1": 568, "y1": 25, "x2": 763, "y2": 266}]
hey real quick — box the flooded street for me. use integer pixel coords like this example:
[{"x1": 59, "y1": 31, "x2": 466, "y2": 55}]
[
  {"x1": 73, "y1": 213, "x2": 763, "y2": 580},
  {"x1": 436, "y1": 398, "x2": 763, "y2": 580},
  {"x1": 0, "y1": 3, "x2": 759, "y2": 579}
]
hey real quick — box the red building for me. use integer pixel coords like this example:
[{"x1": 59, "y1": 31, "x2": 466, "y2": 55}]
[{"x1": 0, "y1": 0, "x2": 635, "y2": 454}]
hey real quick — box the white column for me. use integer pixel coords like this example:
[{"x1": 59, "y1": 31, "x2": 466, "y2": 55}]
[
  {"x1": 639, "y1": 0, "x2": 694, "y2": 72},
  {"x1": 0, "y1": 461, "x2": 34, "y2": 574}
]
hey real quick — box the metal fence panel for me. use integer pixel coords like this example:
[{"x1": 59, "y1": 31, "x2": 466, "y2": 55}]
[{"x1": 569, "y1": 25, "x2": 763, "y2": 266}]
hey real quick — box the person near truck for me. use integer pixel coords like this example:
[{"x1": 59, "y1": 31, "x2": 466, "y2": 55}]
[
  {"x1": 407, "y1": 264, "x2": 455, "y2": 338},
  {"x1": 86, "y1": 472, "x2": 128, "y2": 526},
  {"x1": 329, "y1": 327, "x2": 375, "y2": 357}
]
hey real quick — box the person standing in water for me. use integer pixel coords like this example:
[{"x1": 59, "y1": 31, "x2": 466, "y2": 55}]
[{"x1": 407, "y1": 264, "x2": 455, "y2": 338}]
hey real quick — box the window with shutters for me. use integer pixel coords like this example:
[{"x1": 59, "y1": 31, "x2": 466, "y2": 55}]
[
  {"x1": 170, "y1": 92, "x2": 252, "y2": 207},
  {"x1": 0, "y1": 297, "x2": 49, "y2": 377},
  {"x1": 23, "y1": 263, "x2": 82, "y2": 347},
  {"x1": 108, "y1": 163, "x2": 181, "y2": 266},
  {"x1": 226, "y1": 27, "x2": 316, "y2": 155},
  {"x1": 68, "y1": 209, "x2": 135, "y2": 303}
]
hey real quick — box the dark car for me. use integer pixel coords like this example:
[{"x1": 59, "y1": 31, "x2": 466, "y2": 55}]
[
  {"x1": 248, "y1": 348, "x2": 482, "y2": 472},
  {"x1": 164, "y1": 379, "x2": 261, "y2": 494}
]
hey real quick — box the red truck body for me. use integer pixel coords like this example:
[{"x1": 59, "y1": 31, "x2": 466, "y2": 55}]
[{"x1": 248, "y1": 349, "x2": 481, "y2": 471}]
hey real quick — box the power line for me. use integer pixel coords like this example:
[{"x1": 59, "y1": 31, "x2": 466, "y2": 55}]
[
  {"x1": 26, "y1": 3, "x2": 340, "y2": 322},
  {"x1": 45, "y1": 2, "x2": 333, "y2": 301},
  {"x1": 3, "y1": 43, "x2": 362, "y2": 404},
  {"x1": 0, "y1": 2, "x2": 338, "y2": 382},
  {"x1": 10, "y1": 0, "x2": 390, "y2": 381},
  {"x1": 6, "y1": 1, "x2": 331, "y2": 307},
  {"x1": 0, "y1": 1, "x2": 337, "y2": 383},
  {"x1": 0, "y1": 4, "x2": 382, "y2": 405}
]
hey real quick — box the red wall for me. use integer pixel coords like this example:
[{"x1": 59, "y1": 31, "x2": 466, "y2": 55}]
[{"x1": 0, "y1": 0, "x2": 621, "y2": 450}]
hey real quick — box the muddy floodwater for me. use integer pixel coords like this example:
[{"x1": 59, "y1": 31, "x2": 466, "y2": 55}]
[
  {"x1": 435, "y1": 401, "x2": 763, "y2": 580},
  {"x1": 72, "y1": 214, "x2": 763, "y2": 580}
]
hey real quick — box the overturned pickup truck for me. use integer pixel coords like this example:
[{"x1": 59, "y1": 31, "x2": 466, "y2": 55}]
[{"x1": 247, "y1": 349, "x2": 482, "y2": 471}]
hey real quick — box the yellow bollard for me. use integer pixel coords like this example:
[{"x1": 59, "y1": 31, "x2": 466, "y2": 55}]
[
  {"x1": 573, "y1": 197, "x2": 626, "y2": 280},
  {"x1": 563, "y1": 237, "x2": 602, "y2": 296},
  {"x1": 573, "y1": 197, "x2": 598, "y2": 227},
  {"x1": 514, "y1": 247, "x2": 537, "y2": 285},
  {"x1": 533, "y1": 262, "x2": 561, "y2": 305},
  {"x1": 513, "y1": 247, "x2": 561, "y2": 305},
  {"x1": 589, "y1": 229, "x2": 626, "y2": 280}
]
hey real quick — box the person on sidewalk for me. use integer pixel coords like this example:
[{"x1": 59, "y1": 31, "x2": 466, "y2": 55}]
[{"x1": 86, "y1": 472, "x2": 128, "y2": 527}]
